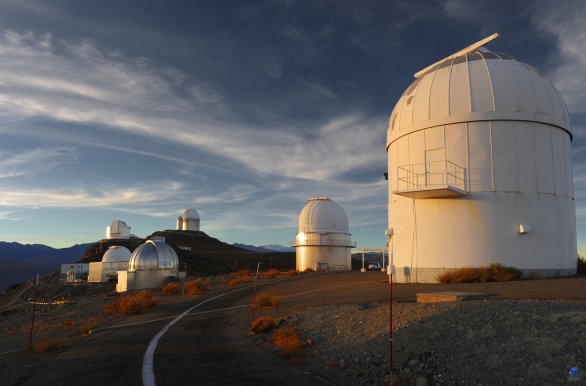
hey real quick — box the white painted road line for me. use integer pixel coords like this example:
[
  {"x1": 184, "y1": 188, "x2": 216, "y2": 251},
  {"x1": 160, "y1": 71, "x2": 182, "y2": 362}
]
[{"x1": 142, "y1": 286, "x2": 250, "y2": 386}]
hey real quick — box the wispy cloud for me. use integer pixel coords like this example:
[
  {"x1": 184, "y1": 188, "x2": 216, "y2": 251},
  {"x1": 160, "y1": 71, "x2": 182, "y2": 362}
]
[{"x1": 0, "y1": 147, "x2": 77, "y2": 178}]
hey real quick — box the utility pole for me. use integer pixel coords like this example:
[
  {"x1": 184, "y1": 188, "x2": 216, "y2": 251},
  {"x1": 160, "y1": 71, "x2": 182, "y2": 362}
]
[{"x1": 28, "y1": 273, "x2": 39, "y2": 351}]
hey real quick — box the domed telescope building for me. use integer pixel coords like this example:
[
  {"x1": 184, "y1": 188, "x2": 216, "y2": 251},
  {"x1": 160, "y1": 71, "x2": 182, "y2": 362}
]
[
  {"x1": 294, "y1": 196, "x2": 355, "y2": 271},
  {"x1": 386, "y1": 33, "x2": 576, "y2": 283},
  {"x1": 88, "y1": 246, "x2": 131, "y2": 283},
  {"x1": 116, "y1": 237, "x2": 179, "y2": 292},
  {"x1": 176, "y1": 208, "x2": 200, "y2": 231}
]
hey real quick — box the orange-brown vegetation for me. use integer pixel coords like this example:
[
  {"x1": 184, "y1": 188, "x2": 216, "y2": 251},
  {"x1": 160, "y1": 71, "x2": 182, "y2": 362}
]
[
  {"x1": 264, "y1": 269, "x2": 280, "y2": 279},
  {"x1": 273, "y1": 324, "x2": 302, "y2": 358},
  {"x1": 436, "y1": 263, "x2": 522, "y2": 284},
  {"x1": 162, "y1": 282, "x2": 183, "y2": 296},
  {"x1": 225, "y1": 270, "x2": 253, "y2": 286},
  {"x1": 184, "y1": 279, "x2": 210, "y2": 296},
  {"x1": 32, "y1": 335, "x2": 68, "y2": 353},
  {"x1": 302, "y1": 268, "x2": 314, "y2": 273},
  {"x1": 250, "y1": 317, "x2": 276, "y2": 334},
  {"x1": 254, "y1": 293, "x2": 282, "y2": 309},
  {"x1": 80, "y1": 319, "x2": 98, "y2": 334},
  {"x1": 284, "y1": 269, "x2": 298, "y2": 277},
  {"x1": 103, "y1": 290, "x2": 160, "y2": 315},
  {"x1": 63, "y1": 320, "x2": 76, "y2": 328}
]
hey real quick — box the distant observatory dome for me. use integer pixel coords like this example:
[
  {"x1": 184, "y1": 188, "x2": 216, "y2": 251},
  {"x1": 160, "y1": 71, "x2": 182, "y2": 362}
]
[
  {"x1": 101, "y1": 246, "x2": 131, "y2": 263},
  {"x1": 128, "y1": 238, "x2": 179, "y2": 271},
  {"x1": 294, "y1": 196, "x2": 354, "y2": 271},
  {"x1": 387, "y1": 34, "x2": 576, "y2": 283},
  {"x1": 182, "y1": 208, "x2": 200, "y2": 231},
  {"x1": 298, "y1": 196, "x2": 350, "y2": 234}
]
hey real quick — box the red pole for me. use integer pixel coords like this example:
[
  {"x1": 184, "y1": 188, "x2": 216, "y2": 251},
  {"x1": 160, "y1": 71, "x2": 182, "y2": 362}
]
[{"x1": 389, "y1": 270, "x2": 393, "y2": 381}]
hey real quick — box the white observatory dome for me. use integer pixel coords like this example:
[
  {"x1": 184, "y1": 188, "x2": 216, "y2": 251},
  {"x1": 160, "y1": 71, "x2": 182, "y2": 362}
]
[
  {"x1": 298, "y1": 196, "x2": 350, "y2": 234},
  {"x1": 101, "y1": 246, "x2": 131, "y2": 263},
  {"x1": 386, "y1": 34, "x2": 576, "y2": 283},
  {"x1": 183, "y1": 209, "x2": 200, "y2": 220},
  {"x1": 128, "y1": 239, "x2": 179, "y2": 271},
  {"x1": 388, "y1": 49, "x2": 571, "y2": 148}
]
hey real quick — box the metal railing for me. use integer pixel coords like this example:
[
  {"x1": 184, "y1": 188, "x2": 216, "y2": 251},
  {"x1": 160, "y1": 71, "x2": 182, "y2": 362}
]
[{"x1": 396, "y1": 160, "x2": 466, "y2": 191}]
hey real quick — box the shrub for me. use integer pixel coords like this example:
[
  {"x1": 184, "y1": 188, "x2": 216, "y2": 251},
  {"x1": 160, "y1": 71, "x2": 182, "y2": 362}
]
[
  {"x1": 250, "y1": 317, "x2": 276, "y2": 334},
  {"x1": 302, "y1": 268, "x2": 314, "y2": 273},
  {"x1": 184, "y1": 279, "x2": 210, "y2": 296},
  {"x1": 103, "y1": 290, "x2": 160, "y2": 315},
  {"x1": 284, "y1": 269, "x2": 298, "y2": 277},
  {"x1": 273, "y1": 324, "x2": 302, "y2": 358},
  {"x1": 63, "y1": 320, "x2": 76, "y2": 328},
  {"x1": 162, "y1": 282, "x2": 183, "y2": 296},
  {"x1": 80, "y1": 319, "x2": 98, "y2": 335},
  {"x1": 254, "y1": 293, "x2": 282, "y2": 309},
  {"x1": 32, "y1": 335, "x2": 67, "y2": 353},
  {"x1": 436, "y1": 263, "x2": 522, "y2": 284},
  {"x1": 234, "y1": 269, "x2": 252, "y2": 277},
  {"x1": 225, "y1": 275, "x2": 252, "y2": 286},
  {"x1": 264, "y1": 269, "x2": 280, "y2": 279},
  {"x1": 578, "y1": 256, "x2": 586, "y2": 274}
]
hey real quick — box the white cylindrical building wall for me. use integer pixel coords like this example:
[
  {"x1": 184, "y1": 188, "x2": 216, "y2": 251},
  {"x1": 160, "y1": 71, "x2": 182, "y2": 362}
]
[
  {"x1": 176, "y1": 216, "x2": 183, "y2": 231},
  {"x1": 387, "y1": 48, "x2": 576, "y2": 283},
  {"x1": 182, "y1": 209, "x2": 200, "y2": 231},
  {"x1": 294, "y1": 196, "x2": 354, "y2": 271}
]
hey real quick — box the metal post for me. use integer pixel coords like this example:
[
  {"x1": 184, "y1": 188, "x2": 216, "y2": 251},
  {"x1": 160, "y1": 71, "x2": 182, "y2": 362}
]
[
  {"x1": 252, "y1": 261, "x2": 260, "y2": 322},
  {"x1": 361, "y1": 251, "x2": 365, "y2": 272},
  {"x1": 389, "y1": 270, "x2": 393, "y2": 382},
  {"x1": 28, "y1": 273, "x2": 39, "y2": 351}
]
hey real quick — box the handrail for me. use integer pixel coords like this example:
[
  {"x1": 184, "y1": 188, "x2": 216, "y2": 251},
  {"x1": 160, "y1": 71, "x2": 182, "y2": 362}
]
[{"x1": 396, "y1": 159, "x2": 466, "y2": 191}]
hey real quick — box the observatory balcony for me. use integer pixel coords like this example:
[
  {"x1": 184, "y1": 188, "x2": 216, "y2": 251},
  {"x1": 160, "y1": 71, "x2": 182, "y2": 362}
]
[{"x1": 394, "y1": 160, "x2": 467, "y2": 199}]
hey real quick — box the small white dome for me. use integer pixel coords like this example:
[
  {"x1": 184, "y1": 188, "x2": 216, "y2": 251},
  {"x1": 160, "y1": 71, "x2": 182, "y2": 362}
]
[
  {"x1": 298, "y1": 196, "x2": 350, "y2": 234},
  {"x1": 387, "y1": 50, "x2": 571, "y2": 148},
  {"x1": 102, "y1": 246, "x2": 131, "y2": 263},
  {"x1": 128, "y1": 239, "x2": 178, "y2": 271},
  {"x1": 183, "y1": 209, "x2": 200, "y2": 220}
]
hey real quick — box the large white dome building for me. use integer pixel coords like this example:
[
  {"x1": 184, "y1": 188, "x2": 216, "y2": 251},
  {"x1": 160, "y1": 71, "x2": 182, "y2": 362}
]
[
  {"x1": 294, "y1": 196, "x2": 355, "y2": 271},
  {"x1": 117, "y1": 237, "x2": 179, "y2": 292},
  {"x1": 387, "y1": 34, "x2": 576, "y2": 283},
  {"x1": 88, "y1": 246, "x2": 131, "y2": 283}
]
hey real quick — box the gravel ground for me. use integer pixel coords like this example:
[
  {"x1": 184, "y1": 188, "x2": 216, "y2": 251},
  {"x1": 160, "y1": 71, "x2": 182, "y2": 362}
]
[{"x1": 254, "y1": 299, "x2": 586, "y2": 385}]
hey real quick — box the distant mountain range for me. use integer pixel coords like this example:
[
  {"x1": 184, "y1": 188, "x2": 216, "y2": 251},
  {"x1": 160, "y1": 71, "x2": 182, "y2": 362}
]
[
  {"x1": 232, "y1": 243, "x2": 295, "y2": 253},
  {"x1": 0, "y1": 241, "x2": 93, "y2": 291}
]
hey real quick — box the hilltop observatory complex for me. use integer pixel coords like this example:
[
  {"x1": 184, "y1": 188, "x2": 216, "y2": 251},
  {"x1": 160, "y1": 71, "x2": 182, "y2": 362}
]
[
  {"x1": 387, "y1": 34, "x2": 577, "y2": 283},
  {"x1": 294, "y1": 196, "x2": 355, "y2": 271},
  {"x1": 176, "y1": 209, "x2": 200, "y2": 231}
]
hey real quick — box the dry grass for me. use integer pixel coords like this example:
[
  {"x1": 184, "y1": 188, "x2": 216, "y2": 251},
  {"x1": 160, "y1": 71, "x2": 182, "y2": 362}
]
[
  {"x1": 103, "y1": 290, "x2": 160, "y2": 315},
  {"x1": 63, "y1": 320, "x2": 76, "y2": 328},
  {"x1": 302, "y1": 268, "x2": 314, "y2": 273},
  {"x1": 254, "y1": 293, "x2": 282, "y2": 309},
  {"x1": 162, "y1": 282, "x2": 183, "y2": 296},
  {"x1": 250, "y1": 317, "x2": 276, "y2": 334},
  {"x1": 225, "y1": 274, "x2": 253, "y2": 286},
  {"x1": 264, "y1": 269, "x2": 281, "y2": 279},
  {"x1": 184, "y1": 279, "x2": 210, "y2": 296},
  {"x1": 436, "y1": 263, "x2": 522, "y2": 283},
  {"x1": 80, "y1": 319, "x2": 98, "y2": 335},
  {"x1": 284, "y1": 269, "x2": 298, "y2": 277},
  {"x1": 273, "y1": 324, "x2": 302, "y2": 358},
  {"x1": 31, "y1": 335, "x2": 68, "y2": 353}
]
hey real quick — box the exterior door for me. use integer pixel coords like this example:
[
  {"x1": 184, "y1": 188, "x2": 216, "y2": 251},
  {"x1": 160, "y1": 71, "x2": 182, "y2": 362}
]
[{"x1": 425, "y1": 148, "x2": 445, "y2": 187}]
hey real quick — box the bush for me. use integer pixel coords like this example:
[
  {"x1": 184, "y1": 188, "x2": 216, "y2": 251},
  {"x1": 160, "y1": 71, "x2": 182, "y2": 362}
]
[
  {"x1": 254, "y1": 293, "x2": 282, "y2": 309},
  {"x1": 225, "y1": 275, "x2": 252, "y2": 286},
  {"x1": 103, "y1": 290, "x2": 160, "y2": 315},
  {"x1": 184, "y1": 279, "x2": 210, "y2": 296},
  {"x1": 302, "y1": 268, "x2": 314, "y2": 273},
  {"x1": 273, "y1": 324, "x2": 302, "y2": 357},
  {"x1": 250, "y1": 317, "x2": 276, "y2": 334},
  {"x1": 80, "y1": 319, "x2": 98, "y2": 335},
  {"x1": 578, "y1": 256, "x2": 586, "y2": 274},
  {"x1": 436, "y1": 263, "x2": 522, "y2": 283},
  {"x1": 264, "y1": 269, "x2": 280, "y2": 279},
  {"x1": 32, "y1": 335, "x2": 67, "y2": 353},
  {"x1": 284, "y1": 269, "x2": 298, "y2": 277},
  {"x1": 63, "y1": 320, "x2": 76, "y2": 328},
  {"x1": 162, "y1": 282, "x2": 182, "y2": 296}
]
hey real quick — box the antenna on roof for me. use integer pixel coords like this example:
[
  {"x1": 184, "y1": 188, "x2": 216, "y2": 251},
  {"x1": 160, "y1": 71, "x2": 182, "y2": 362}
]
[{"x1": 414, "y1": 33, "x2": 499, "y2": 79}]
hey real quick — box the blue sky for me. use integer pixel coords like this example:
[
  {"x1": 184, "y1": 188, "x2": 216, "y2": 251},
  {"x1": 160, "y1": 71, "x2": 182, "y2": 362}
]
[{"x1": 0, "y1": 0, "x2": 585, "y2": 253}]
